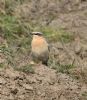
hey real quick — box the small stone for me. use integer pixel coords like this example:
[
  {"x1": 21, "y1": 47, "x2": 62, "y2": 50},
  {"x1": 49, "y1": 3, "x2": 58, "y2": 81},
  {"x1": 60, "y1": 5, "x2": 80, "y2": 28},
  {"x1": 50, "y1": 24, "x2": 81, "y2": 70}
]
[
  {"x1": 41, "y1": 92, "x2": 46, "y2": 97},
  {"x1": 48, "y1": 81, "x2": 55, "y2": 85},
  {"x1": 18, "y1": 95, "x2": 25, "y2": 99},
  {"x1": 74, "y1": 37, "x2": 82, "y2": 54},
  {"x1": 59, "y1": 95, "x2": 67, "y2": 100},
  {"x1": 26, "y1": 76, "x2": 37, "y2": 84},
  {"x1": 9, "y1": 94, "x2": 14, "y2": 100},
  {"x1": 37, "y1": 91, "x2": 41, "y2": 95},
  {"x1": 74, "y1": 44, "x2": 82, "y2": 54},
  {"x1": 23, "y1": 84, "x2": 33, "y2": 91},
  {"x1": 11, "y1": 88, "x2": 18, "y2": 95},
  {"x1": 0, "y1": 78, "x2": 6, "y2": 85}
]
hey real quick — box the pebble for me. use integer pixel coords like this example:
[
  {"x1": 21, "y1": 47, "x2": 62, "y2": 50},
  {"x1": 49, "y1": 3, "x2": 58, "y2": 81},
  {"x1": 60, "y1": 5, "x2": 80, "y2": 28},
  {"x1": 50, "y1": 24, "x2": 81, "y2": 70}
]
[{"x1": 23, "y1": 84, "x2": 33, "y2": 91}]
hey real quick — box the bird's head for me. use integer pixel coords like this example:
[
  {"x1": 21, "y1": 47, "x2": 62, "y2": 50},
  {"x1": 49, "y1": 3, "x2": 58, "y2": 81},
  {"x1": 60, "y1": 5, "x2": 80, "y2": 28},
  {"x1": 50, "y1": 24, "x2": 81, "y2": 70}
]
[{"x1": 30, "y1": 32, "x2": 43, "y2": 36}]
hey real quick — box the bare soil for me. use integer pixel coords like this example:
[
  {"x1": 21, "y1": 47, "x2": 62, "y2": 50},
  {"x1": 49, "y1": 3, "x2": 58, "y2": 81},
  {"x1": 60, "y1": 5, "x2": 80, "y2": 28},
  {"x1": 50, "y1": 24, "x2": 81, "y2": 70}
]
[{"x1": 0, "y1": 65, "x2": 87, "y2": 100}]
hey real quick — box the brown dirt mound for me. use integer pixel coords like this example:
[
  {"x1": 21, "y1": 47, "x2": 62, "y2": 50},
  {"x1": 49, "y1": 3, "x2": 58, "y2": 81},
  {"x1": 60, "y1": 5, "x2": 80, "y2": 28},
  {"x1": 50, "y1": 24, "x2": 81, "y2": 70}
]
[{"x1": 0, "y1": 65, "x2": 87, "y2": 100}]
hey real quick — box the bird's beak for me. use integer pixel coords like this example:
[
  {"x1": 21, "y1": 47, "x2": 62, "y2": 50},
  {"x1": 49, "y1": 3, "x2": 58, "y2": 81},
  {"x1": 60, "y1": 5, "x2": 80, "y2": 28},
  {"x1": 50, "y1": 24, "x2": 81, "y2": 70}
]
[{"x1": 30, "y1": 32, "x2": 33, "y2": 35}]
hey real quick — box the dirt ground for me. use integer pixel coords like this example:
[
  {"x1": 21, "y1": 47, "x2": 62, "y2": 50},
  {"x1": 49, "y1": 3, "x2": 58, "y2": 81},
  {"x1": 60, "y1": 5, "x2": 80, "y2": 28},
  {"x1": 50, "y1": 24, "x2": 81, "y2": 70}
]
[
  {"x1": 0, "y1": 65, "x2": 87, "y2": 100},
  {"x1": 0, "y1": 0, "x2": 87, "y2": 100}
]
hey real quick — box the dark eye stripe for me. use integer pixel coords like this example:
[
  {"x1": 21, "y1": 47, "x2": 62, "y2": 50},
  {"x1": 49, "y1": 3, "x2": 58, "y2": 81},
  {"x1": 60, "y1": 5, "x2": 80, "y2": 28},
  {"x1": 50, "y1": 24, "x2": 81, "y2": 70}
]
[
  {"x1": 32, "y1": 32, "x2": 43, "y2": 35},
  {"x1": 33, "y1": 33, "x2": 42, "y2": 35}
]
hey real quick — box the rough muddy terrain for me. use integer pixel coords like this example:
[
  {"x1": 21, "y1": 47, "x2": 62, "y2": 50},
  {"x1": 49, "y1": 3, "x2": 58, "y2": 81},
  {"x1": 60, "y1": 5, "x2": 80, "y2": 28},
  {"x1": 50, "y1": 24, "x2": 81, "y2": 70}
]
[{"x1": 0, "y1": 65, "x2": 87, "y2": 100}]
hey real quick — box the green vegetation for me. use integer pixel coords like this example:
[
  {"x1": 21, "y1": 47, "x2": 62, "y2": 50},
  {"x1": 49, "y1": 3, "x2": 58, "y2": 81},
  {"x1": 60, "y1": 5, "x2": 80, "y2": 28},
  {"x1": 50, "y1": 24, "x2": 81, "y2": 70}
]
[
  {"x1": 49, "y1": 62, "x2": 75, "y2": 74},
  {"x1": 15, "y1": 64, "x2": 35, "y2": 74},
  {"x1": 57, "y1": 64, "x2": 75, "y2": 74},
  {"x1": 82, "y1": 92, "x2": 87, "y2": 100},
  {"x1": 48, "y1": 56, "x2": 75, "y2": 74},
  {"x1": 0, "y1": 14, "x2": 31, "y2": 39},
  {"x1": 0, "y1": 63, "x2": 4, "y2": 68},
  {"x1": 40, "y1": 26, "x2": 74, "y2": 43}
]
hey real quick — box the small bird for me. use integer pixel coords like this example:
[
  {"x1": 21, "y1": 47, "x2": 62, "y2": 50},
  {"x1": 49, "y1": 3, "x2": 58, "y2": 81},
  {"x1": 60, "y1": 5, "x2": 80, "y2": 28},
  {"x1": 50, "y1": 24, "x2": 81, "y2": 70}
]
[{"x1": 31, "y1": 32, "x2": 49, "y2": 65}]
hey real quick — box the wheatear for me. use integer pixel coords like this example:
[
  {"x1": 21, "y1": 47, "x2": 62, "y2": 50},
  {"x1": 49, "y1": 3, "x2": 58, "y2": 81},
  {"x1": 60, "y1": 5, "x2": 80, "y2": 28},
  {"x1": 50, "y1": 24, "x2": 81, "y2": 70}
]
[{"x1": 31, "y1": 32, "x2": 49, "y2": 65}]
